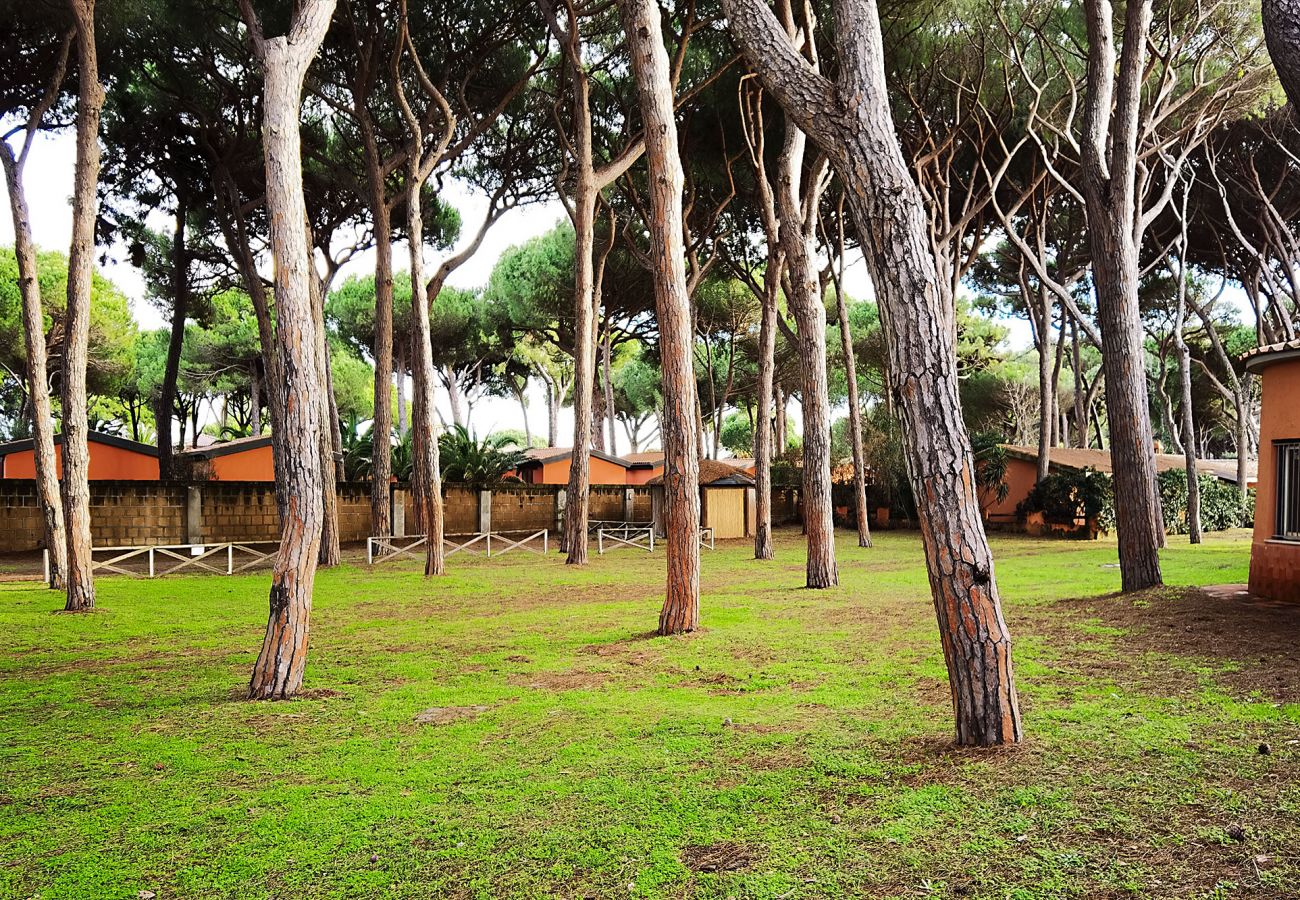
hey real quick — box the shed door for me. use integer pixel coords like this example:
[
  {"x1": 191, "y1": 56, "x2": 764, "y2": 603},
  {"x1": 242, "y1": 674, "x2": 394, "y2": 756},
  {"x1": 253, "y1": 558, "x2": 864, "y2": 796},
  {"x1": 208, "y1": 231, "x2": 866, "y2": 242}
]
[{"x1": 705, "y1": 488, "x2": 746, "y2": 539}]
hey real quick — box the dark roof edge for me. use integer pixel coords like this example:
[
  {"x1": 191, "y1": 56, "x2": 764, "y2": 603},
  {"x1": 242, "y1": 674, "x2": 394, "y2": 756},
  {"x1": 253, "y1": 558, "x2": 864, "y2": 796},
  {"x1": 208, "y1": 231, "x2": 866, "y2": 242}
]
[
  {"x1": 178, "y1": 435, "x2": 275, "y2": 459},
  {"x1": 0, "y1": 431, "x2": 159, "y2": 458}
]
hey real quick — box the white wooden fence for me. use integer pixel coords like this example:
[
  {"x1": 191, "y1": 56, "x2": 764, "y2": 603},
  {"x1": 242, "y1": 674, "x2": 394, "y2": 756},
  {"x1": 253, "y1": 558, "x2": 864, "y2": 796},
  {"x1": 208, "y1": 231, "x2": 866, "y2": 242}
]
[{"x1": 366, "y1": 530, "x2": 549, "y2": 565}]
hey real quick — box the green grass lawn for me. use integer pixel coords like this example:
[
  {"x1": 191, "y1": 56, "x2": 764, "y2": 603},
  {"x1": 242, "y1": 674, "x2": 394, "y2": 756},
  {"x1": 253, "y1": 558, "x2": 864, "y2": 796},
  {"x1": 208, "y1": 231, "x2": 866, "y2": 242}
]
[{"x1": 2, "y1": 528, "x2": 1297, "y2": 899}]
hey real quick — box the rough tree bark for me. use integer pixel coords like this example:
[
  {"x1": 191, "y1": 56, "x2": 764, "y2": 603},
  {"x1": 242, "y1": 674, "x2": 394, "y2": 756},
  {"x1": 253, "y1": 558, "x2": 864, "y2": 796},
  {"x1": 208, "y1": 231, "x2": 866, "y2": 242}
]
[
  {"x1": 310, "y1": 266, "x2": 341, "y2": 567},
  {"x1": 618, "y1": 0, "x2": 702, "y2": 634},
  {"x1": 240, "y1": 0, "x2": 336, "y2": 699},
  {"x1": 368, "y1": 179, "x2": 394, "y2": 536},
  {"x1": 0, "y1": 31, "x2": 71, "y2": 590},
  {"x1": 1079, "y1": 0, "x2": 1163, "y2": 591},
  {"x1": 61, "y1": 0, "x2": 104, "y2": 612},
  {"x1": 777, "y1": 145, "x2": 837, "y2": 587},
  {"x1": 725, "y1": 0, "x2": 1022, "y2": 744},
  {"x1": 1263, "y1": 0, "x2": 1300, "y2": 109}
]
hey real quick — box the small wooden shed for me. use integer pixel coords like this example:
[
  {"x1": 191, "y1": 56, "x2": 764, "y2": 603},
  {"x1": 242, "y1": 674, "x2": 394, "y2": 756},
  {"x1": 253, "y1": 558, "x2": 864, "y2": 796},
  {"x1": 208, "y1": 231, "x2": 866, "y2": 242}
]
[{"x1": 649, "y1": 459, "x2": 756, "y2": 540}]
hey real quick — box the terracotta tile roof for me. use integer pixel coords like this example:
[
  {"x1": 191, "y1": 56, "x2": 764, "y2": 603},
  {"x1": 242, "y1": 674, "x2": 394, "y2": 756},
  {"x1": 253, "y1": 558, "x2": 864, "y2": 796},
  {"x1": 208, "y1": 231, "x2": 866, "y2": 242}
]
[
  {"x1": 1001, "y1": 445, "x2": 1256, "y2": 484},
  {"x1": 1242, "y1": 338, "x2": 1300, "y2": 372},
  {"x1": 520, "y1": 446, "x2": 630, "y2": 467}
]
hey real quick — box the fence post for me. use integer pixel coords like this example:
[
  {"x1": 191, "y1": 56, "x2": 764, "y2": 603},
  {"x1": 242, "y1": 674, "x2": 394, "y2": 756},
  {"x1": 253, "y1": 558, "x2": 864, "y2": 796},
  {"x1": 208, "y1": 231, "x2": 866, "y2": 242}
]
[
  {"x1": 391, "y1": 488, "x2": 406, "y2": 538},
  {"x1": 227, "y1": 544, "x2": 233, "y2": 574},
  {"x1": 366, "y1": 537, "x2": 373, "y2": 565},
  {"x1": 478, "y1": 489, "x2": 492, "y2": 536},
  {"x1": 623, "y1": 487, "x2": 635, "y2": 523},
  {"x1": 43, "y1": 549, "x2": 49, "y2": 586},
  {"x1": 554, "y1": 489, "x2": 566, "y2": 547},
  {"x1": 148, "y1": 547, "x2": 155, "y2": 578},
  {"x1": 185, "y1": 485, "x2": 203, "y2": 545}
]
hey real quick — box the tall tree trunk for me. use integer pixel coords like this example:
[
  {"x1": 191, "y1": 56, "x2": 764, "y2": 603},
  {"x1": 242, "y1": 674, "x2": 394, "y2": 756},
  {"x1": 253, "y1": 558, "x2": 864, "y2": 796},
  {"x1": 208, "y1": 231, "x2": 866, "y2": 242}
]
[
  {"x1": 1071, "y1": 319, "x2": 1087, "y2": 448},
  {"x1": 395, "y1": 344, "x2": 407, "y2": 438},
  {"x1": 311, "y1": 269, "x2": 341, "y2": 567},
  {"x1": 325, "y1": 348, "x2": 344, "y2": 479},
  {"x1": 241, "y1": 0, "x2": 336, "y2": 700},
  {"x1": 158, "y1": 204, "x2": 189, "y2": 481},
  {"x1": 1, "y1": 138, "x2": 68, "y2": 590},
  {"x1": 404, "y1": 188, "x2": 445, "y2": 576},
  {"x1": 563, "y1": 100, "x2": 598, "y2": 562},
  {"x1": 368, "y1": 187, "x2": 394, "y2": 536},
  {"x1": 726, "y1": 0, "x2": 1021, "y2": 745},
  {"x1": 251, "y1": 361, "x2": 262, "y2": 434},
  {"x1": 603, "y1": 325, "x2": 617, "y2": 454},
  {"x1": 545, "y1": 376, "x2": 559, "y2": 446},
  {"x1": 1235, "y1": 382, "x2": 1252, "y2": 499},
  {"x1": 1078, "y1": 0, "x2": 1163, "y2": 591},
  {"x1": 619, "y1": 0, "x2": 701, "y2": 633},
  {"x1": 777, "y1": 129, "x2": 837, "y2": 588},
  {"x1": 833, "y1": 236, "x2": 871, "y2": 548},
  {"x1": 774, "y1": 382, "x2": 786, "y2": 453},
  {"x1": 753, "y1": 266, "x2": 779, "y2": 559},
  {"x1": 61, "y1": 0, "x2": 105, "y2": 612}
]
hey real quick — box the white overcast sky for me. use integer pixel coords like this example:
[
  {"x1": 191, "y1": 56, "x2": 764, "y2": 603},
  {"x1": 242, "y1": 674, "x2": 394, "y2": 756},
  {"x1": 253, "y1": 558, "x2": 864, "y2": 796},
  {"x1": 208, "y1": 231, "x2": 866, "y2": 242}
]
[{"x1": 6, "y1": 129, "x2": 1061, "y2": 455}]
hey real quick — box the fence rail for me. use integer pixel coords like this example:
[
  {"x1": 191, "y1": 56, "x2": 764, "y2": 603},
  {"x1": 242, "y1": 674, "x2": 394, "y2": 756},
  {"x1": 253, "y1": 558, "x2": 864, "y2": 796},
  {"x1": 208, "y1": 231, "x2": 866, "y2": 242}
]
[
  {"x1": 596, "y1": 525, "x2": 655, "y2": 554},
  {"x1": 48, "y1": 541, "x2": 282, "y2": 580},
  {"x1": 367, "y1": 530, "x2": 549, "y2": 565}
]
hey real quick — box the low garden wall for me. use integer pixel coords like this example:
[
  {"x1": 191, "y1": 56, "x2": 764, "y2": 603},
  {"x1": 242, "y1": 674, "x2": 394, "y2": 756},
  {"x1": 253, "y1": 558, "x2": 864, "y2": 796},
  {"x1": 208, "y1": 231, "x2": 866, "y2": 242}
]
[{"x1": 0, "y1": 480, "x2": 657, "y2": 552}]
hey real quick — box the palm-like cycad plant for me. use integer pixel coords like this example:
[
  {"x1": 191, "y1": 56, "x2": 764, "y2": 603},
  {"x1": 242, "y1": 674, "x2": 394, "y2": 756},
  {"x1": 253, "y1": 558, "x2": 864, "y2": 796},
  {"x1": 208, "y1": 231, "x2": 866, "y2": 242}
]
[{"x1": 438, "y1": 425, "x2": 526, "y2": 486}]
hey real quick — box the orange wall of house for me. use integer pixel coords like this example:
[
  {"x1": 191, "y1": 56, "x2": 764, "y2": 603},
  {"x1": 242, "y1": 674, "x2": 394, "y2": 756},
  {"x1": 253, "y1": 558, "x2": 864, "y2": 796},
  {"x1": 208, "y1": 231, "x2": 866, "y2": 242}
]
[
  {"x1": 535, "y1": 456, "x2": 627, "y2": 485},
  {"x1": 1250, "y1": 360, "x2": 1300, "y2": 602},
  {"x1": 625, "y1": 466, "x2": 661, "y2": 486},
  {"x1": 2, "y1": 443, "x2": 158, "y2": 480},
  {"x1": 208, "y1": 445, "x2": 277, "y2": 481},
  {"x1": 982, "y1": 456, "x2": 1037, "y2": 522}
]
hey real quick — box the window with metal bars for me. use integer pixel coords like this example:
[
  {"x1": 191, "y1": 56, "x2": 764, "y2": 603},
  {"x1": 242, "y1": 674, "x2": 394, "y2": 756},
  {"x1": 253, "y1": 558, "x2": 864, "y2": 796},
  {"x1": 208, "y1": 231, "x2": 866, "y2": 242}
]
[{"x1": 1277, "y1": 441, "x2": 1300, "y2": 541}]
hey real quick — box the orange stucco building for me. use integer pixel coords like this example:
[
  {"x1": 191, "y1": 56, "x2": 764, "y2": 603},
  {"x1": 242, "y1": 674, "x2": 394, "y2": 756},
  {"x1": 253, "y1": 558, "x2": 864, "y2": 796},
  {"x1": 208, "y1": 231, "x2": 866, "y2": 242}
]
[
  {"x1": 0, "y1": 432, "x2": 159, "y2": 480},
  {"x1": 516, "y1": 447, "x2": 632, "y2": 485},
  {"x1": 1244, "y1": 341, "x2": 1300, "y2": 602},
  {"x1": 178, "y1": 435, "x2": 276, "y2": 481},
  {"x1": 982, "y1": 445, "x2": 1256, "y2": 527}
]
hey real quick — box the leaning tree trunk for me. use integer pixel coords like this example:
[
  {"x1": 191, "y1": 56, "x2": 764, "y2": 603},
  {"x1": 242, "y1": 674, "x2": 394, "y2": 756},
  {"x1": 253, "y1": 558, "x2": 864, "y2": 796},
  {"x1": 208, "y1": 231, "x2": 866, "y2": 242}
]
[
  {"x1": 1263, "y1": 0, "x2": 1300, "y2": 109},
  {"x1": 369, "y1": 192, "x2": 394, "y2": 537},
  {"x1": 725, "y1": 0, "x2": 1021, "y2": 745},
  {"x1": 619, "y1": 0, "x2": 701, "y2": 634},
  {"x1": 834, "y1": 263, "x2": 871, "y2": 548},
  {"x1": 1, "y1": 142, "x2": 67, "y2": 590},
  {"x1": 1079, "y1": 0, "x2": 1163, "y2": 592},
  {"x1": 777, "y1": 130, "x2": 837, "y2": 588},
  {"x1": 61, "y1": 0, "x2": 105, "y2": 612},
  {"x1": 243, "y1": 0, "x2": 336, "y2": 700}
]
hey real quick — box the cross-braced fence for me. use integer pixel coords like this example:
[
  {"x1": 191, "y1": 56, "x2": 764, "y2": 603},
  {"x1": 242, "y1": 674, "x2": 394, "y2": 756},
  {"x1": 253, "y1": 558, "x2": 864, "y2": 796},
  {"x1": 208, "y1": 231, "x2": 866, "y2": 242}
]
[
  {"x1": 47, "y1": 541, "x2": 281, "y2": 580},
  {"x1": 366, "y1": 530, "x2": 549, "y2": 565}
]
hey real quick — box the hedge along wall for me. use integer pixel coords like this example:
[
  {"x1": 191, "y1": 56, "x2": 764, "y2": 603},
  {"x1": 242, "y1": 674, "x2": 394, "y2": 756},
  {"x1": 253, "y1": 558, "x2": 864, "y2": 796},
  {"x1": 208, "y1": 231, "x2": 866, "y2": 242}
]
[{"x1": 0, "y1": 481, "x2": 661, "y2": 552}]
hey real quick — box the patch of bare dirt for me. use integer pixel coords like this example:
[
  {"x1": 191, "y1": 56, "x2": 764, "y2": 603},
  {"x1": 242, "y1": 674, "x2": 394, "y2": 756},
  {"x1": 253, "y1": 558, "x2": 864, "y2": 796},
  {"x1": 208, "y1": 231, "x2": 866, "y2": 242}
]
[
  {"x1": 294, "y1": 688, "x2": 344, "y2": 701},
  {"x1": 680, "y1": 842, "x2": 756, "y2": 873},
  {"x1": 413, "y1": 705, "x2": 490, "y2": 725},
  {"x1": 1031, "y1": 585, "x2": 1300, "y2": 703}
]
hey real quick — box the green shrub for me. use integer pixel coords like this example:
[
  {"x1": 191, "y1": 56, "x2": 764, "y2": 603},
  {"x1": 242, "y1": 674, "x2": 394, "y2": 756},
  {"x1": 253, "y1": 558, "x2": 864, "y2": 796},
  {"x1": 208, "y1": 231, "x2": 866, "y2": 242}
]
[
  {"x1": 1017, "y1": 467, "x2": 1114, "y2": 530},
  {"x1": 1023, "y1": 465, "x2": 1251, "y2": 536}
]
